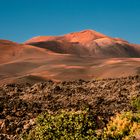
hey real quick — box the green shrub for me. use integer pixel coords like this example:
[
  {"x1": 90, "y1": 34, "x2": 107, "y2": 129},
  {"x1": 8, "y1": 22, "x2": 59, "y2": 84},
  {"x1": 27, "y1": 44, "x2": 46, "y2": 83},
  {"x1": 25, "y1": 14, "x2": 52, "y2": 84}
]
[
  {"x1": 25, "y1": 111, "x2": 140, "y2": 140},
  {"x1": 26, "y1": 110, "x2": 102, "y2": 140},
  {"x1": 132, "y1": 97, "x2": 140, "y2": 111}
]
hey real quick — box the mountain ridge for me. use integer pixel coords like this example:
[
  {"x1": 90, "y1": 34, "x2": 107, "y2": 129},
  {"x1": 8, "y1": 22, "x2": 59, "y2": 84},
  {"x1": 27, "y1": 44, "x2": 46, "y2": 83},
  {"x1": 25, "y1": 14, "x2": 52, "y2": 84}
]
[
  {"x1": 24, "y1": 29, "x2": 140, "y2": 57},
  {"x1": 0, "y1": 29, "x2": 140, "y2": 83}
]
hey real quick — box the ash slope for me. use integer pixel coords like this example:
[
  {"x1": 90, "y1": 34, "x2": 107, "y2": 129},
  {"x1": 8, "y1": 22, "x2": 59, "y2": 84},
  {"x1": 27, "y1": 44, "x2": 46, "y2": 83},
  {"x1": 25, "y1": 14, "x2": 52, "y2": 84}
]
[
  {"x1": 0, "y1": 30, "x2": 140, "y2": 84},
  {"x1": 25, "y1": 30, "x2": 140, "y2": 58}
]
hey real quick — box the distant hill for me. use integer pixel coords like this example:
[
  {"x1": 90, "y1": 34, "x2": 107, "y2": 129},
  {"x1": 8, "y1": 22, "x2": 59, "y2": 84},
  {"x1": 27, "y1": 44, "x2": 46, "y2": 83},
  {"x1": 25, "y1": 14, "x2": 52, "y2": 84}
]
[
  {"x1": 0, "y1": 39, "x2": 48, "y2": 63},
  {"x1": 0, "y1": 29, "x2": 140, "y2": 84},
  {"x1": 25, "y1": 30, "x2": 140, "y2": 58}
]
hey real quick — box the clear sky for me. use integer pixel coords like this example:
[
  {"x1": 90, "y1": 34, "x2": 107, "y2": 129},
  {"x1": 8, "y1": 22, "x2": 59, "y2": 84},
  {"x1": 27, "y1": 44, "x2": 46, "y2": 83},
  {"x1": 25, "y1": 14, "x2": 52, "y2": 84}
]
[{"x1": 0, "y1": 0, "x2": 140, "y2": 43}]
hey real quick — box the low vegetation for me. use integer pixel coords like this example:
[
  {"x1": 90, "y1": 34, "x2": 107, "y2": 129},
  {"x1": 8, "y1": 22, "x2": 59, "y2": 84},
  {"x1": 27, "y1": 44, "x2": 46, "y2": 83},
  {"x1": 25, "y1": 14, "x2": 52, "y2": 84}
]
[
  {"x1": 132, "y1": 96, "x2": 140, "y2": 111},
  {"x1": 103, "y1": 112, "x2": 140, "y2": 139},
  {"x1": 24, "y1": 110, "x2": 140, "y2": 140},
  {"x1": 24, "y1": 110, "x2": 101, "y2": 140}
]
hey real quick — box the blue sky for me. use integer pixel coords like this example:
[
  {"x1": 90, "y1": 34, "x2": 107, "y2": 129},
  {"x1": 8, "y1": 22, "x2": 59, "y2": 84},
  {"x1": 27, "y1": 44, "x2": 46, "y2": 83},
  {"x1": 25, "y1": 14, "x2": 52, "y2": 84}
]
[{"x1": 0, "y1": 0, "x2": 140, "y2": 43}]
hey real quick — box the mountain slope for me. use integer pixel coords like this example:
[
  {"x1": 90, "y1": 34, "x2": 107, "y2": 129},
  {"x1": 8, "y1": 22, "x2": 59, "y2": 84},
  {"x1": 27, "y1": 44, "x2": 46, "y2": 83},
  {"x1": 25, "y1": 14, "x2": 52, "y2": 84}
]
[
  {"x1": 0, "y1": 30, "x2": 140, "y2": 84},
  {"x1": 0, "y1": 39, "x2": 49, "y2": 63},
  {"x1": 25, "y1": 30, "x2": 140, "y2": 57}
]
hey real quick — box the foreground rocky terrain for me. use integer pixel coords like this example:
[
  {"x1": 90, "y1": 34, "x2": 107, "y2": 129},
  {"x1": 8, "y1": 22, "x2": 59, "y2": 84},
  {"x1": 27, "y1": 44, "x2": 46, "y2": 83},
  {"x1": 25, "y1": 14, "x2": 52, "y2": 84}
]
[{"x1": 0, "y1": 75, "x2": 140, "y2": 139}]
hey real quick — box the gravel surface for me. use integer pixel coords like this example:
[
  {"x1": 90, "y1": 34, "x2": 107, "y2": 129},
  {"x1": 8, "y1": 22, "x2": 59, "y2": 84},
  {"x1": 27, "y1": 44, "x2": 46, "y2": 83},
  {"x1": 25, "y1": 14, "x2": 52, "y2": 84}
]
[{"x1": 0, "y1": 75, "x2": 140, "y2": 139}]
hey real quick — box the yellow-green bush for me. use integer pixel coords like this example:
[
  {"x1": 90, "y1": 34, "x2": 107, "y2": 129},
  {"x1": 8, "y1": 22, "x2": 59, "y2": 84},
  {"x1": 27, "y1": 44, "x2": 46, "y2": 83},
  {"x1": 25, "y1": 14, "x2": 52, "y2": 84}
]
[
  {"x1": 132, "y1": 97, "x2": 140, "y2": 111},
  {"x1": 25, "y1": 111, "x2": 140, "y2": 140},
  {"x1": 103, "y1": 112, "x2": 140, "y2": 140},
  {"x1": 26, "y1": 110, "x2": 102, "y2": 140}
]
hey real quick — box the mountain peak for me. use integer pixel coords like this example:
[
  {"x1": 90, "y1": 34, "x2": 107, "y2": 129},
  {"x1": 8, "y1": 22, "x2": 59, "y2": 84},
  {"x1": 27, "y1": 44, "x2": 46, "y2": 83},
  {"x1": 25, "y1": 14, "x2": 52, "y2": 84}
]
[
  {"x1": 63, "y1": 29, "x2": 108, "y2": 44},
  {"x1": 25, "y1": 29, "x2": 109, "y2": 45},
  {"x1": 66, "y1": 29, "x2": 107, "y2": 37},
  {"x1": 79, "y1": 29, "x2": 101, "y2": 34}
]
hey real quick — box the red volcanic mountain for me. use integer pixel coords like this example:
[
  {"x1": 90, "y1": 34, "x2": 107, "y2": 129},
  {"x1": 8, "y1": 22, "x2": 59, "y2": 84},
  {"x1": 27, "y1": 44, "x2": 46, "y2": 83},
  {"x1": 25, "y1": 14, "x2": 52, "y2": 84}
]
[
  {"x1": 25, "y1": 30, "x2": 140, "y2": 57},
  {"x1": 0, "y1": 29, "x2": 140, "y2": 84}
]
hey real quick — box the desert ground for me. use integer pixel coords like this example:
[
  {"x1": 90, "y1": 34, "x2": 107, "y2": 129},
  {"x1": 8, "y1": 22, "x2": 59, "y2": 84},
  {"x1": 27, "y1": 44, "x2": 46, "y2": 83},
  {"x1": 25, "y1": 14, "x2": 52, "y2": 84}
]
[
  {"x1": 0, "y1": 75, "x2": 140, "y2": 139},
  {"x1": 0, "y1": 30, "x2": 140, "y2": 84},
  {"x1": 0, "y1": 30, "x2": 140, "y2": 139}
]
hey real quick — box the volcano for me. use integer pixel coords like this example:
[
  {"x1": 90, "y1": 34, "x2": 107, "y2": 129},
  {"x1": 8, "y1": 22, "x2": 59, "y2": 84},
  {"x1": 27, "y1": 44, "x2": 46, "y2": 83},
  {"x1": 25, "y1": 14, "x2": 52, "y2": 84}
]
[
  {"x1": 0, "y1": 29, "x2": 140, "y2": 84},
  {"x1": 25, "y1": 30, "x2": 140, "y2": 58}
]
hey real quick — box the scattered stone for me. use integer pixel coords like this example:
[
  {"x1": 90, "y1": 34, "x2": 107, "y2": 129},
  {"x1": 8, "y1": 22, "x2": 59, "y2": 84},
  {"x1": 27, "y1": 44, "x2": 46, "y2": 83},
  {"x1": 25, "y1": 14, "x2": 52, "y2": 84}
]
[{"x1": 0, "y1": 75, "x2": 140, "y2": 139}]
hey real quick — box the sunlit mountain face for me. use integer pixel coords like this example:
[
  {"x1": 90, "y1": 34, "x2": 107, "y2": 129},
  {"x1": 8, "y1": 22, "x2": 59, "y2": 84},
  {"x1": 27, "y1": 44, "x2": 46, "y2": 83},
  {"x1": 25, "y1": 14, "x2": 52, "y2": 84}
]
[
  {"x1": 25, "y1": 30, "x2": 140, "y2": 57},
  {"x1": 0, "y1": 29, "x2": 140, "y2": 84}
]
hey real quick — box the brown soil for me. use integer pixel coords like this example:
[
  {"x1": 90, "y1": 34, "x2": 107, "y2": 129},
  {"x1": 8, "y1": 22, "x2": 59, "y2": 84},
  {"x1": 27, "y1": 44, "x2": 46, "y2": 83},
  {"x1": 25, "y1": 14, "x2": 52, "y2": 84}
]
[{"x1": 0, "y1": 75, "x2": 140, "y2": 139}]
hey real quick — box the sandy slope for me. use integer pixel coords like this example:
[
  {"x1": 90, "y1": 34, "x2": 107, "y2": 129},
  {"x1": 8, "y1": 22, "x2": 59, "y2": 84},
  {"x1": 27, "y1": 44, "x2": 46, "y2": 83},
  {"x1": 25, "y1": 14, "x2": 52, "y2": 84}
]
[
  {"x1": 0, "y1": 30, "x2": 140, "y2": 84},
  {"x1": 0, "y1": 54, "x2": 140, "y2": 84}
]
